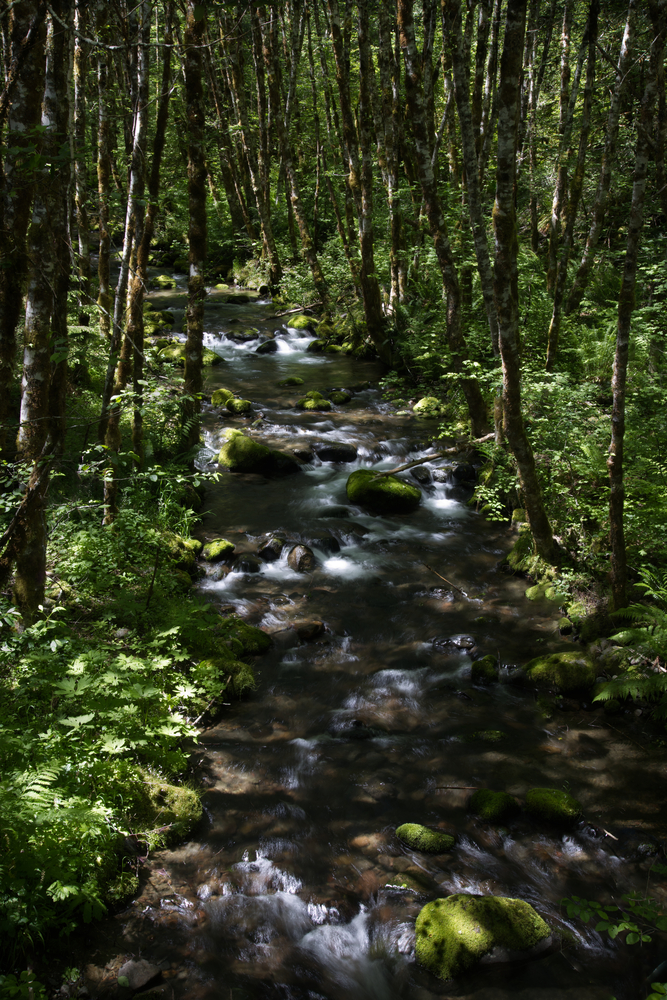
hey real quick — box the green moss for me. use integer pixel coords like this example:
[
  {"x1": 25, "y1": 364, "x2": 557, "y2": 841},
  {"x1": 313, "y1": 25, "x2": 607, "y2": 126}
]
[
  {"x1": 211, "y1": 387, "x2": 235, "y2": 406},
  {"x1": 603, "y1": 698, "x2": 621, "y2": 715},
  {"x1": 203, "y1": 538, "x2": 235, "y2": 562},
  {"x1": 218, "y1": 430, "x2": 298, "y2": 476},
  {"x1": 105, "y1": 764, "x2": 202, "y2": 851},
  {"x1": 226, "y1": 397, "x2": 253, "y2": 415},
  {"x1": 396, "y1": 823, "x2": 455, "y2": 853},
  {"x1": 192, "y1": 657, "x2": 254, "y2": 705},
  {"x1": 287, "y1": 314, "x2": 317, "y2": 330},
  {"x1": 346, "y1": 469, "x2": 421, "y2": 515},
  {"x1": 470, "y1": 789, "x2": 519, "y2": 822},
  {"x1": 524, "y1": 651, "x2": 596, "y2": 693},
  {"x1": 505, "y1": 526, "x2": 535, "y2": 572},
  {"x1": 471, "y1": 655, "x2": 498, "y2": 684},
  {"x1": 324, "y1": 344, "x2": 343, "y2": 353},
  {"x1": 295, "y1": 396, "x2": 333, "y2": 411},
  {"x1": 153, "y1": 274, "x2": 175, "y2": 289},
  {"x1": 277, "y1": 376, "x2": 304, "y2": 386},
  {"x1": 471, "y1": 730, "x2": 506, "y2": 742},
  {"x1": 305, "y1": 339, "x2": 325, "y2": 353},
  {"x1": 525, "y1": 787, "x2": 582, "y2": 825},
  {"x1": 415, "y1": 894, "x2": 551, "y2": 981},
  {"x1": 512, "y1": 508, "x2": 526, "y2": 524},
  {"x1": 104, "y1": 871, "x2": 140, "y2": 906},
  {"x1": 412, "y1": 396, "x2": 445, "y2": 417},
  {"x1": 329, "y1": 391, "x2": 351, "y2": 404},
  {"x1": 219, "y1": 615, "x2": 273, "y2": 655},
  {"x1": 306, "y1": 390, "x2": 326, "y2": 399}
]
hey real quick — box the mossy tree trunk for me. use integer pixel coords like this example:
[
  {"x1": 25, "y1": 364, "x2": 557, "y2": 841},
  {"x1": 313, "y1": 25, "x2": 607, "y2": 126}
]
[
  {"x1": 96, "y1": 0, "x2": 112, "y2": 343},
  {"x1": 73, "y1": 0, "x2": 90, "y2": 327}
]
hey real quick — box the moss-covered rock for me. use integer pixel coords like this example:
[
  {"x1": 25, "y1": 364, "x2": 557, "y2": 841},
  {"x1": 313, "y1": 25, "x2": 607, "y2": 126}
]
[
  {"x1": 324, "y1": 344, "x2": 343, "y2": 353},
  {"x1": 415, "y1": 894, "x2": 551, "y2": 981},
  {"x1": 193, "y1": 656, "x2": 256, "y2": 701},
  {"x1": 220, "y1": 615, "x2": 273, "y2": 655},
  {"x1": 412, "y1": 396, "x2": 445, "y2": 417},
  {"x1": 211, "y1": 387, "x2": 235, "y2": 407},
  {"x1": 158, "y1": 343, "x2": 221, "y2": 367},
  {"x1": 471, "y1": 655, "x2": 498, "y2": 684},
  {"x1": 163, "y1": 533, "x2": 201, "y2": 574},
  {"x1": 277, "y1": 376, "x2": 304, "y2": 387},
  {"x1": 226, "y1": 397, "x2": 253, "y2": 415},
  {"x1": 218, "y1": 429, "x2": 300, "y2": 476},
  {"x1": 295, "y1": 395, "x2": 333, "y2": 412},
  {"x1": 110, "y1": 765, "x2": 202, "y2": 850},
  {"x1": 203, "y1": 538, "x2": 235, "y2": 562},
  {"x1": 470, "y1": 789, "x2": 520, "y2": 822},
  {"x1": 511, "y1": 508, "x2": 526, "y2": 524},
  {"x1": 152, "y1": 274, "x2": 175, "y2": 289},
  {"x1": 329, "y1": 390, "x2": 352, "y2": 404},
  {"x1": 525, "y1": 787, "x2": 582, "y2": 825},
  {"x1": 287, "y1": 314, "x2": 317, "y2": 331},
  {"x1": 346, "y1": 469, "x2": 421, "y2": 515},
  {"x1": 306, "y1": 339, "x2": 325, "y2": 353},
  {"x1": 396, "y1": 823, "x2": 455, "y2": 853},
  {"x1": 524, "y1": 651, "x2": 596, "y2": 693},
  {"x1": 471, "y1": 730, "x2": 506, "y2": 743}
]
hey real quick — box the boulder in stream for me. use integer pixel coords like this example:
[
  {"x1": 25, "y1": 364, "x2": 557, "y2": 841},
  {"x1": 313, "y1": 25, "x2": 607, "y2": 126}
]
[
  {"x1": 415, "y1": 893, "x2": 551, "y2": 981},
  {"x1": 412, "y1": 396, "x2": 445, "y2": 417},
  {"x1": 329, "y1": 390, "x2": 352, "y2": 404},
  {"x1": 346, "y1": 469, "x2": 421, "y2": 514},
  {"x1": 469, "y1": 789, "x2": 520, "y2": 822},
  {"x1": 396, "y1": 823, "x2": 454, "y2": 853},
  {"x1": 306, "y1": 339, "x2": 325, "y2": 353},
  {"x1": 411, "y1": 465, "x2": 432, "y2": 485},
  {"x1": 314, "y1": 441, "x2": 358, "y2": 463},
  {"x1": 203, "y1": 538, "x2": 235, "y2": 562},
  {"x1": 117, "y1": 959, "x2": 161, "y2": 991},
  {"x1": 277, "y1": 376, "x2": 304, "y2": 386},
  {"x1": 226, "y1": 397, "x2": 253, "y2": 415},
  {"x1": 471, "y1": 654, "x2": 499, "y2": 684},
  {"x1": 288, "y1": 544, "x2": 316, "y2": 572},
  {"x1": 295, "y1": 391, "x2": 332, "y2": 411},
  {"x1": 218, "y1": 430, "x2": 300, "y2": 476},
  {"x1": 258, "y1": 536, "x2": 285, "y2": 561},
  {"x1": 211, "y1": 387, "x2": 235, "y2": 407},
  {"x1": 525, "y1": 787, "x2": 582, "y2": 825},
  {"x1": 524, "y1": 651, "x2": 596, "y2": 693},
  {"x1": 256, "y1": 339, "x2": 278, "y2": 354},
  {"x1": 287, "y1": 314, "x2": 317, "y2": 332}
]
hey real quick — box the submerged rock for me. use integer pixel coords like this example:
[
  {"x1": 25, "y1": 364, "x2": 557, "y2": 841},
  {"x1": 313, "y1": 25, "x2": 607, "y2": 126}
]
[
  {"x1": 524, "y1": 651, "x2": 596, "y2": 693},
  {"x1": 396, "y1": 823, "x2": 454, "y2": 853},
  {"x1": 277, "y1": 376, "x2": 304, "y2": 386},
  {"x1": 471, "y1": 654, "x2": 499, "y2": 684},
  {"x1": 302, "y1": 530, "x2": 340, "y2": 554},
  {"x1": 235, "y1": 555, "x2": 261, "y2": 573},
  {"x1": 256, "y1": 339, "x2": 278, "y2": 354},
  {"x1": 218, "y1": 430, "x2": 300, "y2": 476},
  {"x1": 416, "y1": 893, "x2": 551, "y2": 981},
  {"x1": 525, "y1": 787, "x2": 582, "y2": 825},
  {"x1": 288, "y1": 544, "x2": 316, "y2": 572},
  {"x1": 203, "y1": 538, "x2": 235, "y2": 562},
  {"x1": 346, "y1": 469, "x2": 421, "y2": 514},
  {"x1": 314, "y1": 441, "x2": 358, "y2": 463},
  {"x1": 470, "y1": 789, "x2": 520, "y2": 822},
  {"x1": 295, "y1": 619, "x2": 325, "y2": 641}
]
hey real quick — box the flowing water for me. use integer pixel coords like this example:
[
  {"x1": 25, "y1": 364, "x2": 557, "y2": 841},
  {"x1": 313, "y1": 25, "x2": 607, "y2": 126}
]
[{"x1": 81, "y1": 287, "x2": 667, "y2": 1000}]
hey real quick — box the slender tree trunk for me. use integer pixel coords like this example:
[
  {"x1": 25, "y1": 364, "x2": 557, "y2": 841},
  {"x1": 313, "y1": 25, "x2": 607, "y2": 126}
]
[
  {"x1": 608, "y1": 2, "x2": 666, "y2": 611},
  {"x1": 182, "y1": 0, "x2": 207, "y2": 456},
  {"x1": 566, "y1": 2, "x2": 636, "y2": 315},
  {"x1": 378, "y1": 0, "x2": 405, "y2": 310},
  {"x1": 546, "y1": 1, "x2": 573, "y2": 295},
  {"x1": 97, "y1": 0, "x2": 112, "y2": 342},
  {"x1": 546, "y1": 0, "x2": 598, "y2": 370},
  {"x1": 478, "y1": 0, "x2": 501, "y2": 168},
  {"x1": 73, "y1": 0, "x2": 90, "y2": 326},
  {"x1": 471, "y1": 0, "x2": 492, "y2": 144},
  {"x1": 443, "y1": 0, "x2": 500, "y2": 356},
  {"x1": 493, "y1": 0, "x2": 557, "y2": 563},
  {"x1": 398, "y1": 0, "x2": 488, "y2": 436}
]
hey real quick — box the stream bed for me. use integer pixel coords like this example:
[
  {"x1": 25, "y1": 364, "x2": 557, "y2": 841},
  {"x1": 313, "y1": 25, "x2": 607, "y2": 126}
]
[{"x1": 80, "y1": 288, "x2": 667, "y2": 1000}]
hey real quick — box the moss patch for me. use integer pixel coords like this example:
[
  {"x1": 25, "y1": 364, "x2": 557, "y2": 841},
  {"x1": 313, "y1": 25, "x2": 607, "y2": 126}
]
[
  {"x1": 415, "y1": 894, "x2": 550, "y2": 981},
  {"x1": 287, "y1": 314, "x2": 317, "y2": 331},
  {"x1": 203, "y1": 538, "x2": 235, "y2": 562},
  {"x1": 220, "y1": 615, "x2": 273, "y2": 655},
  {"x1": 525, "y1": 787, "x2": 582, "y2": 825},
  {"x1": 412, "y1": 396, "x2": 445, "y2": 417},
  {"x1": 211, "y1": 387, "x2": 235, "y2": 406},
  {"x1": 346, "y1": 469, "x2": 421, "y2": 515},
  {"x1": 396, "y1": 823, "x2": 455, "y2": 853},
  {"x1": 471, "y1": 655, "x2": 498, "y2": 684},
  {"x1": 218, "y1": 430, "x2": 299, "y2": 476},
  {"x1": 278, "y1": 376, "x2": 304, "y2": 386},
  {"x1": 470, "y1": 789, "x2": 519, "y2": 822},
  {"x1": 295, "y1": 393, "x2": 332, "y2": 411},
  {"x1": 329, "y1": 390, "x2": 352, "y2": 404},
  {"x1": 226, "y1": 397, "x2": 253, "y2": 415},
  {"x1": 524, "y1": 651, "x2": 596, "y2": 693},
  {"x1": 106, "y1": 764, "x2": 202, "y2": 850}
]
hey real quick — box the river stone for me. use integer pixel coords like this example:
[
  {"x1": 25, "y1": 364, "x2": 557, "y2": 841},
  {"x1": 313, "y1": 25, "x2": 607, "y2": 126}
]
[
  {"x1": 287, "y1": 314, "x2": 316, "y2": 331},
  {"x1": 470, "y1": 789, "x2": 520, "y2": 822},
  {"x1": 218, "y1": 430, "x2": 300, "y2": 476},
  {"x1": 411, "y1": 465, "x2": 432, "y2": 484},
  {"x1": 471, "y1": 654, "x2": 499, "y2": 684},
  {"x1": 288, "y1": 544, "x2": 316, "y2": 572},
  {"x1": 412, "y1": 396, "x2": 444, "y2": 417},
  {"x1": 524, "y1": 651, "x2": 596, "y2": 693},
  {"x1": 525, "y1": 787, "x2": 582, "y2": 825},
  {"x1": 226, "y1": 397, "x2": 253, "y2": 415},
  {"x1": 277, "y1": 376, "x2": 304, "y2": 386},
  {"x1": 258, "y1": 536, "x2": 285, "y2": 562},
  {"x1": 306, "y1": 339, "x2": 325, "y2": 353},
  {"x1": 452, "y1": 462, "x2": 477, "y2": 482},
  {"x1": 346, "y1": 469, "x2": 421, "y2": 515},
  {"x1": 303, "y1": 530, "x2": 340, "y2": 554},
  {"x1": 295, "y1": 619, "x2": 325, "y2": 641},
  {"x1": 235, "y1": 555, "x2": 261, "y2": 573},
  {"x1": 117, "y1": 959, "x2": 161, "y2": 991},
  {"x1": 329, "y1": 390, "x2": 352, "y2": 404},
  {"x1": 295, "y1": 391, "x2": 332, "y2": 412},
  {"x1": 203, "y1": 538, "x2": 235, "y2": 562},
  {"x1": 396, "y1": 823, "x2": 454, "y2": 853},
  {"x1": 211, "y1": 387, "x2": 235, "y2": 407},
  {"x1": 314, "y1": 442, "x2": 358, "y2": 463},
  {"x1": 256, "y1": 339, "x2": 278, "y2": 354},
  {"x1": 152, "y1": 274, "x2": 175, "y2": 289},
  {"x1": 416, "y1": 894, "x2": 551, "y2": 982}
]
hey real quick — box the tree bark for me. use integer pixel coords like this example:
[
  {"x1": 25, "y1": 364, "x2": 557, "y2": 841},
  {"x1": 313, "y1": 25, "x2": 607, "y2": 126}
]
[
  {"x1": 546, "y1": 1, "x2": 574, "y2": 296},
  {"x1": 398, "y1": 0, "x2": 488, "y2": 436},
  {"x1": 493, "y1": 0, "x2": 557, "y2": 564},
  {"x1": 608, "y1": 1, "x2": 666, "y2": 611},
  {"x1": 73, "y1": 0, "x2": 90, "y2": 326},
  {"x1": 96, "y1": 0, "x2": 112, "y2": 342}
]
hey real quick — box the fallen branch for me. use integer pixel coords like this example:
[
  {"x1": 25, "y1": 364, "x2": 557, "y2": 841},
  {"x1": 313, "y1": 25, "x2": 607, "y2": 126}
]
[
  {"x1": 269, "y1": 302, "x2": 322, "y2": 318},
  {"x1": 371, "y1": 432, "x2": 494, "y2": 479},
  {"x1": 194, "y1": 674, "x2": 233, "y2": 726},
  {"x1": 424, "y1": 563, "x2": 466, "y2": 596}
]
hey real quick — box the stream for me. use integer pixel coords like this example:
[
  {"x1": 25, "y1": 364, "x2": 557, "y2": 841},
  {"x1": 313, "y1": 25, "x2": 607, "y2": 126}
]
[{"x1": 81, "y1": 285, "x2": 667, "y2": 1000}]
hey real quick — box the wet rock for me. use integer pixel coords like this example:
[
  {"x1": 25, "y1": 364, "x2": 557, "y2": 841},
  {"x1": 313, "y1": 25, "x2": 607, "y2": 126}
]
[
  {"x1": 314, "y1": 441, "x2": 358, "y2": 463},
  {"x1": 557, "y1": 617, "x2": 573, "y2": 635},
  {"x1": 303, "y1": 531, "x2": 340, "y2": 554},
  {"x1": 235, "y1": 555, "x2": 261, "y2": 573},
  {"x1": 448, "y1": 483, "x2": 475, "y2": 502},
  {"x1": 328, "y1": 718, "x2": 375, "y2": 740},
  {"x1": 288, "y1": 544, "x2": 316, "y2": 572},
  {"x1": 117, "y1": 960, "x2": 161, "y2": 992},
  {"x1": 291, "y1": 445, "x2": 314, "y2": 462},
  {"x1": 434, "y1": 634, "x2": 476, "y2": 650},
  {"x1": 470, "y1": 789, "x2": 520, "y2": 822},
  {"x1": 396, "y1": 823, "x2": 455, "y2": 853},
  {"x1": 305, "y1": 339, "x2": 325, "y2": 353},
  {"x1": 329, "y1": 390, "x2": 352, "y2": 405},
  {"x1": 316, "y1": 505, "x2": 350, "y2": 518},
  {"x1": 295, "y1": 391, "x2": 332, "y2": 411},
  {"x1": 471, "y1": 654, "x2": 499, "y2": 684},
  {"x1": 525, "y1": 787, "x2": 582, "y2": 825},
  {"x1": 524, "y1": 651, "x2": 596, "y2": 693},
  {"x1": 525, "y1": 583, "x2": 560, "y2": 601},
  {"x1": 412, "y1": 396, "x2": 444, "y2": 417},
  {"x1": 277, "y1": 376, "x2": 304, "y2": 386},
  {"x1": 203, "y1": 538, "x2": 235, "y2": 562},
  {"x1": 258, "y1": 536, "x2": 285, "y2": 562},
  {"x1": 226, "y1": 327, "x2": 260, "y2": 342},
  {"x1": 287, "y1": 314, "x2": 316, "y2": 332},
  {"x1": 431, "y1": 468, "x2": 449, "y2": 483},
  {"x1": 346, "y1": 469, "x2": 421, "y2": 515},
  {"x1": 152, "y1": 274, "x2": 175, "y2": 289},
  {"x1": 226, "y1": 397, "x2": 254, "y2": 415},
  {"x1": 415, "y1": 894, "x2": 551, "y2": 981},
  {"x1": 411, "y1": 465, "x2": 432, "y2": 485},
  {"x1": 452, "y1": 462, "x2": 477, "y2": 482},
  {"x1": 256, "y1": 339, "x2": 278, "y2": 354},
  {"x1": 295, "y1": 619, "x2": 325, "y2": 641},
  {"x1": 211, "y1": 387, "x2": 235, "y2": 407},
  {"x1": 218, "y1": 430, "x2": 301, "y2": 476}
]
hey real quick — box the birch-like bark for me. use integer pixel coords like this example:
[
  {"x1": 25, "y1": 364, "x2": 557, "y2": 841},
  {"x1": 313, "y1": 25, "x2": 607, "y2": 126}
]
[
  {"x1": 443, "y1": 0, "x2": 500, "y2": 356},
  {"x1": 471, "y1": 0, "x2": 492, "y2": 144},
  {"x1": 566, "y1": 2, "x2": 636, "y2": 315},
  {"x1": 546, "y1": 1, "x2": 573, "y2": 296},
  {"x1": 378, "y1": 0, "x2": 406, "y2": 308},
  {"x1": 182, "y1": 0, "x2": 207, "y2": 455},
  {"x1": 493, "y1": 0, "x2": 556, "y2": 563},
  {"x1": 96, "y1": 0, "x2": 112, "y2": 342},
  {"x1": 73, "y1": 0, "x2": 90, "y2": 325},
  {"x1": 478, "y1": 0, "x2": 501, "y2": 185},
  {"x1": 398, "y1": 0, "x2": 489, "y2": 436},
  {"x1": 608, "y1": 2, "x2": 666, "y2": 611}
]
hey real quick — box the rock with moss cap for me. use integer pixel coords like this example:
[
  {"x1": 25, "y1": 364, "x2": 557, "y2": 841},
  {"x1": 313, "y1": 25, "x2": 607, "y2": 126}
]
[
  {"x1": 396, "y1": 823, "x2": 455, "y2": 853},
  {"x1": 525, "y1": 787, "x2": 581, "y2": 825},
  {"x1": 329, "y1": 390, "x2": 352, "y2": 405},
  {"x1": 415, "y1": 893, "x2": 551, "y2": 981},
  {"x1": 471, "y1": 655, "x2": 498, "y2": 684},
  {"x1": 287, "y1": 314, "x2": 317, "y2": 332},
  {"x1": 277, "y1": 376, "x2": 304, "y2": 387},
  {"x1": 346, "y1": 469, "x2": 421, "y2": 515},
  {"x1": 524, "y1": 650, "x2": 596, "y2": 693},
  {"x1": 470, "y1": 789, "x2": 520, "y2": 823},
  {"x1": 413, "y1": 396, "x2": 445, "y2": 417},
  {"x1": 295, "y1": 392, "x2": 333, "y2": 412},
  {"x1": 218, "y1": 429, "x2": 300, "y2": 476},
  {"x1": 108, "y1": 763, "x2": 202, "y2": 851},
  {"x1": 220, "y1": 615, "x2": 273, "y2": 655},
  {"x1": 211, "y1": 387, "x2": 235, "y2": 407},
  {"x1": 203, "y1": 538, "x2": 235, "y2": 562},
  {"x1": 305, "y1": 339, "x2": 325, "y2": 353},
  {"x1": 226, "y1": 397, "x2": 253, "y2": 415},
  {"x1": 152, "y1": 274, "x2": 175, "y2": 289}
]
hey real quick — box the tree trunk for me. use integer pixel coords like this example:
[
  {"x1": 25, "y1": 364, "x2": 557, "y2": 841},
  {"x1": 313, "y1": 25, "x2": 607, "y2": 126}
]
[
  {"x1": 96, "y1": 0, "x2": 112, "y2": 342},
  {"x1": 378, "y1": 0, "x2": 405, "y2": 310},
  {"x1": 566, "y1": 2, "x2": 636, "y2": 315},
  {"x1": 398, "y1": 0, "x2": 488, "y2": 435},
  {"x1": 182, "y1": 0, "x2": 207, "y2": 456},
  {"x1": 493, "y1": 0, "x2": 557, "y2": 564},
  {"x1": 73, "y1": 0, "x2": 90, "y2": 326},
  {"x1": 546, "y1": 1, "x2": 573, "y2": 295},
  {"x1": 608, "y1": 2, "x2": 666, "y2": 611},
  {"x1": 478, "y1": 0, "x2": 501, "y2": 168}
]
